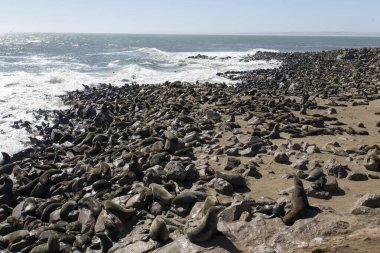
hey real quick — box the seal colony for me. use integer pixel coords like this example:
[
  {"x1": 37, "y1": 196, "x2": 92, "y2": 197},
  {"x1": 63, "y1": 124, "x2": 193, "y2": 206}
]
[{"x1": 0, "y1": 47, "x2": 380, "y2": 252}]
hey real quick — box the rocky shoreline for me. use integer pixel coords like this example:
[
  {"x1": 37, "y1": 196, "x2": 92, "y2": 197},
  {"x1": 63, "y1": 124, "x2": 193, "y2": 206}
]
[{"x1": 0, "y1": 47, "x2": 380, "y2": 253}]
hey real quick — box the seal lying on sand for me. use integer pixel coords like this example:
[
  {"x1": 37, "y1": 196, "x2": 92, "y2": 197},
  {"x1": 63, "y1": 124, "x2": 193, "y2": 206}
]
[
  {"x1": 282, "y1": 175, "x2": 310, "y2": 225},
  {"x1": 186, "y1": 206, "x2": 222, "y2": 243}
]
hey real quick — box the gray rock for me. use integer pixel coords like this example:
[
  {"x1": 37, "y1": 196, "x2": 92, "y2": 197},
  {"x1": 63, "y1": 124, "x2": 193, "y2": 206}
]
[
  {"x1": 219, "y1": 200, "x2": 255, "y2": 222},
  {"x1": 323, "y1": 176, "x2": 339, "y2": 192},
  {"x1": 185, "y1": 164, "x2": 200, "y2": 181},
  {"x1": 110, "y1": 240, "x2": 155, "y2": 253},
  {"x1": 326, "y1": 159, "x2": 348, "y2": 178},
  {"x1": 238, "y1": 147, "x2": 256, "y2": 157},
  {"x1": 306, "y1": 188, "x2": 331, "y2": 199},
  {"x1": 165, "y1": 161, "x2": 186, "y2": 182},
  {"x1": 213, "y1": 178, "x2": 234, "y2": 195},
  {"x1": 347, "y1": 171, "x2": 368, "y2": 181},
  {"x1": 206, "y1": 110, "x2": 222, "y2": 121},
  {"x1": 291, "y1": 159, "x2": 308, "y2": 170},
  {"x1": 354, "y1": 193, "x2": 380, "y2": 208},
  {"x1": 224, "y1": 157, "x2": 241, "y2": 171},
  {"x1": 306, "y1": 145, "x2": 320, "y2": 154},
  {"x1": 273, "y1": 151, "x2": 289, "y2": 164},
  {"x1": 184, "y1": 131, "x2": 199, "y2": 143}
]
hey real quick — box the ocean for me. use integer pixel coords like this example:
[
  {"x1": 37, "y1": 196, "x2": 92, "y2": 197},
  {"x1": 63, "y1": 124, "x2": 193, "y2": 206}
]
[{"x1": 1, "y1": 33, "x2": 380, "y2": 154}]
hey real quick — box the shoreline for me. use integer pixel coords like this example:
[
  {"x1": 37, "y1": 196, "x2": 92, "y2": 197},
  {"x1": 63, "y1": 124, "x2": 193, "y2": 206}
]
[{"x1": 1, "y1": 47, "x2": 380, "y2": 252}]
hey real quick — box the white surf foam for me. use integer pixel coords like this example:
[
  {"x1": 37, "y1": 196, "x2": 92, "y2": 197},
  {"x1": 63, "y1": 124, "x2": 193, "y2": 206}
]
[{"x1": 0, "y1": 48, "x2": 280, "y2": 154}]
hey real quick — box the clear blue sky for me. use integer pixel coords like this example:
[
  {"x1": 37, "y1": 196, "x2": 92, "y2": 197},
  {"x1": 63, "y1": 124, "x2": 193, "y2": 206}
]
[{"x1": 0, "y1": 0, "x2": 379, "y2": 34}]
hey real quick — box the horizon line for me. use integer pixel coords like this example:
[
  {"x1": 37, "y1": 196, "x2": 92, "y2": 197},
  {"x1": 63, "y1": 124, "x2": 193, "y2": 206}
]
[{"x1": 1, "y1": 31, "x2": 380, "y2": 37}]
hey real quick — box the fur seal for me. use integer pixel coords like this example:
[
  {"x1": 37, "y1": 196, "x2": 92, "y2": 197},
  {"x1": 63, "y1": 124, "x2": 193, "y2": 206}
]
[
  {"x1": 149, "y1": 183, "x2": 174, "y2": 205},
  {"x1": 282, "y1": 176, "x2": 310, "y2": 225},
  {"x1": 96, "y1": 232, "x2": 113, "y2": 253},
  {"x1": 255, "y1": 202, "x2": 286, "y2": 219},
  {"x1": 78, "y1": 197, "x2": 102, "y2": 217},
  {"x1": 149, "y1": 216, "x2": 170, "y2": 242},
  {"x1": 103, "y1": 200, "x2": 136, "y2": 220},
  {"x1": 172, "y1": 191, "x2": 207, "y2": 205},
  {"x1": 0, "y1": 152, "x2": 11, "y2": 165},
  {"x1": 201, "y1": 196, "x2": 219, "y2": 216},
  {"x1": 60, "y1": 200, "x2": 78, "y2": 221},
  {"x1": 41, "y1": 202, "x2": 62, "y2": 222},
  {"x1": 0, "y1": 230, "x2": 30, "y2": 248},
  {"x1": 30, "y1": 232, "x2": 60, "y2": 253},
  {"x1": 0, "y1": 174, "x2": 13, "y2": 195},
  {"x1": 186, "y1": 206, "x2": 221, "y2": 243}
]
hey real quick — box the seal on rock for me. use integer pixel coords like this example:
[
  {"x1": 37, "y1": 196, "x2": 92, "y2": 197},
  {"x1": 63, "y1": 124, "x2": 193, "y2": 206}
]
[
  {"x1": 172, "y1": 191, "x2": 207, "y2": 205},
  {"x1": 149, "y1": 183, "x2": 174, "y2": 205},
  {"x1": 282, "y1": 175, "x2": 310, "y2": 225},
  {"x1": 255, "y1": 202, "x2": 286, "y2": 219},
  {"x1": 103, "y1": 200, "x2": 136, "y2": 220},
  {"x1": 30, "y1": 232, "x2": 60, "y2": 253},
  {"x1": 0, "y1": 230, "x2": 30, "y2": 248},
  {"x1": 201, "y1": 196, "x2": 219, "y2": 216},
  {"x1": 149, "y1": 216, "x2": 170, "y2": 243},
  {"x1": 186, "y1": 206, "x2": 222, "y2": 243}
]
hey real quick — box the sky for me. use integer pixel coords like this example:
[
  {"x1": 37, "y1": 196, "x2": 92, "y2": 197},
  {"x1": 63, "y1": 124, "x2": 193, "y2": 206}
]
[{"x1": 0, "y1": 0, "x2": 379, "y2": 35}]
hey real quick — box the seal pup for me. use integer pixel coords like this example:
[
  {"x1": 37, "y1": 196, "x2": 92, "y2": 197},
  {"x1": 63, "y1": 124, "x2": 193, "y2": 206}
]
[
  {"x1": 282, "y1": 176, "x2": 310, "y2": 225},
  {"x1": 149, "y1": 216, "x2": 170, "y2": 243},
  {"x1": 186, "y1": 206, "x2": 222, "y2": 243},
  {"x1": 255, "y1": 202, "x2": 286, "y2": 219}
]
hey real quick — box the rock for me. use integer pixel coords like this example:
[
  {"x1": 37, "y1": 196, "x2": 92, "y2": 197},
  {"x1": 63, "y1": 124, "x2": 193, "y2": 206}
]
[
  {"x1": 213, "y1": 178, "x2": 234, "y2": 195},
  {"x1": 78, "y1": 208, "x2": 95, "y2": 234},
  {"x1": 224, "y1": 157, "x2": 241, "y2": 171},
  {"x1": 291, "y1": 159, "x2": 308, "y2": 170},
  {"x1": 206, "y1": 110, "x2": 222, "y2": 121},
  {"x1": 219, "y1": 200, "x2": 255, "y2": 222},
  {"x1": 183, "y1": 131, "x2": 199, "y2": 143},
  {"x1": 155, "y1": 235, "x2": 210, "y2": 253},
  {"x1": 323, "y1": 176, "x2": 339, "y2": 192},
  {"x1": 51, "y1": 129, "x2": 64, "y2": 143},
  {"x1": 354, "y1": 193, "x2": 380, "y2": 208},
  {"x1": 368, "y1": 172, "x2": 380, "y2": 179},
  {"x1": 364, "y1": 156, "x2": 380, "y2": 172},
  {"x1": 165, "y1": 161, "x2": 186, "y2": 182},
  {"x1": 110, "y1": 240, "x2": 155, "y2": 253},
  {"x1": 273, "y1": 151, "x2": 289, "y2": 164},
  {"x1": 185, "y1": 164, "x2": 199, "y2": 180},
  {"x1": 306, "y1": 145, "x2": 320, "y2": 154},
  {"x1": 238, "y1": 147, "x2": 256, "y2": 157},
  {"x1": 347, "y1": 171, "x2": 368, "y2": 181},
  {"x1": 306, "y1": 188, "x2": 331, "y2": 200},
  {"x1": 326, "y1": 108, "x2": 337, "y2": 114},
  {"x1": 326, "y1": 159, "x2": 348, "y2": 178}
]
